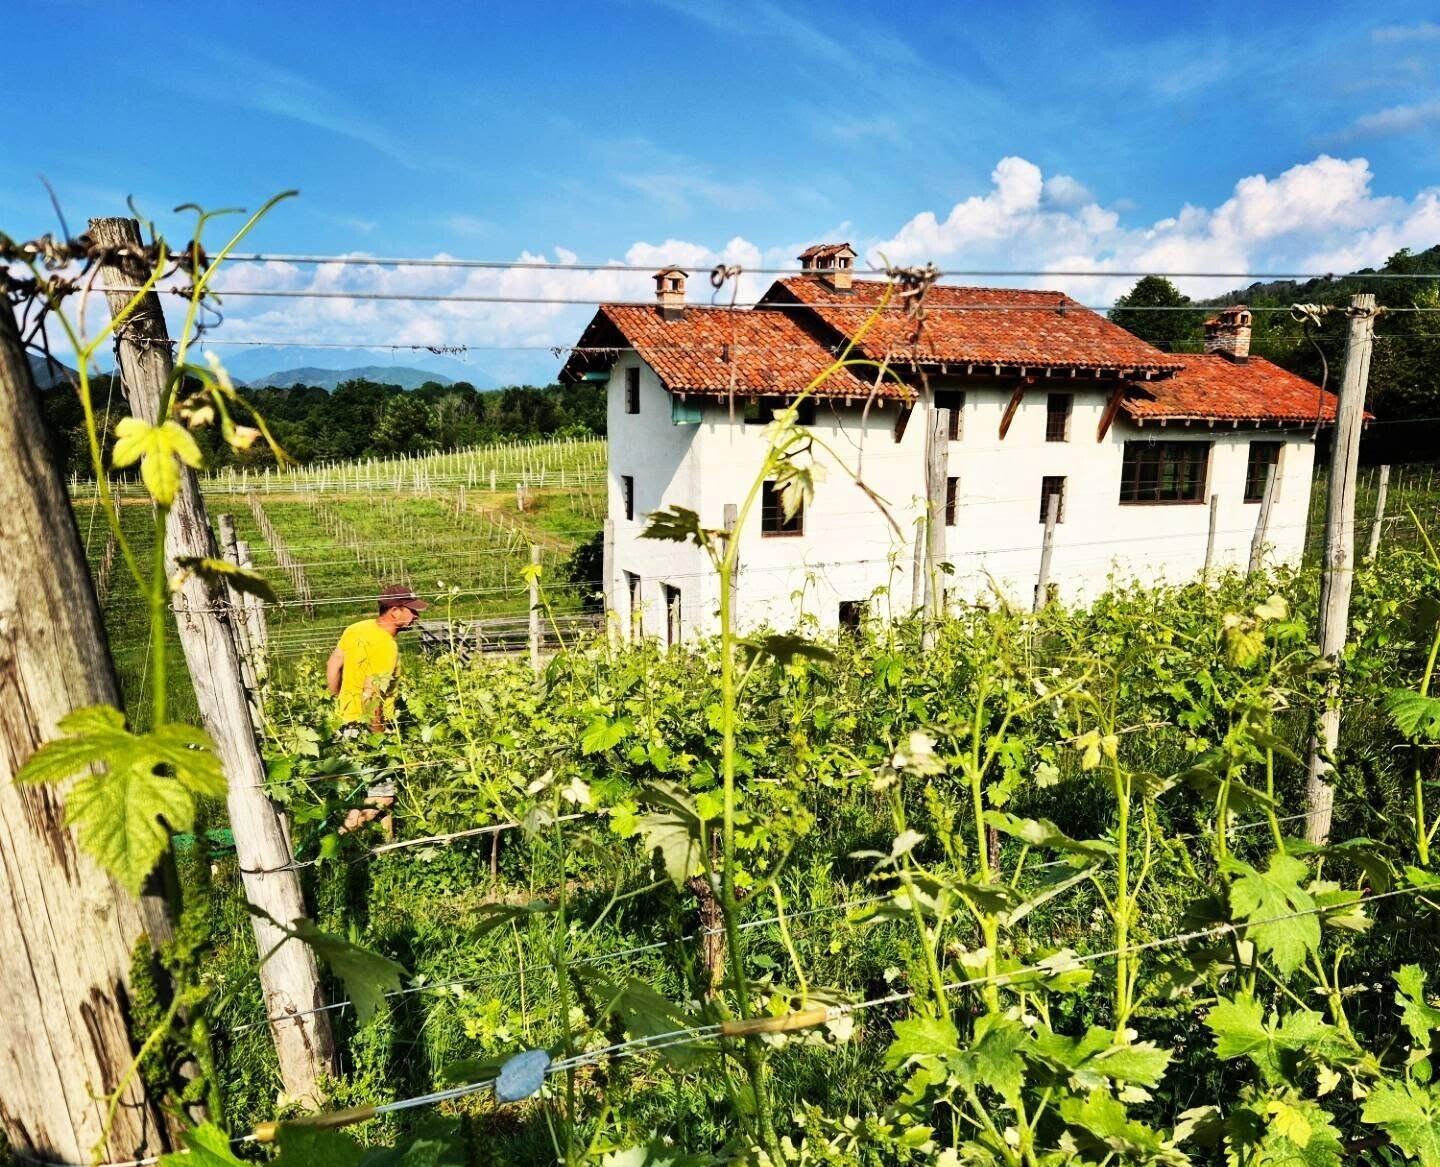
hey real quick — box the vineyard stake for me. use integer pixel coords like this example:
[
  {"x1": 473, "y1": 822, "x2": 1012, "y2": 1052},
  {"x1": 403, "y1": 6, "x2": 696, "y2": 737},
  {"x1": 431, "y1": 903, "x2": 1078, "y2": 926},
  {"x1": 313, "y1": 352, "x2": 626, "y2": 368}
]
[
  {"x1": 1203, "y1": 493, "x2": 1220, "y2": 579},
  {"x1": 921, "y1": 396, "x2": 948, "y2": 650},
  {"x1": 529, "y1": 544, "x2": 542, "y2": 675},
  {"x1": 1366, "y1": 464, "x2": 1390, "y2": 560},
  {"x1": 1034, "y1": 490, "x2": 1059, "y2": 613},
  {"x1": 1247, "y1": 462, "x2": 1278, "y2": 575},
  {"x1": 1305, "y1": 293, "x2": 1377, "y2": 845},
  {"x1": 93, "y1": 217, "x2": 338, "y2": 1103},
  {"x1": 0, "y1": 294, "x2": 181, "y2": 1162}
]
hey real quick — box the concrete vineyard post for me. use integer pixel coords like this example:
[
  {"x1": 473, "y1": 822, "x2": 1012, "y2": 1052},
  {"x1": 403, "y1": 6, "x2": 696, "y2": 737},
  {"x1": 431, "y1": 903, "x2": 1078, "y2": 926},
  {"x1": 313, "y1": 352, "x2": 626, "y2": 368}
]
[
  {"x1": 91, "y1": 217, "x2": 338, "y2": 1104},
  {"x1": 0, "y1": 294, "x2": 180, "y2": 1163},
  {"x1": 1305, "y1": 293, "x2": 1377, "y2": 845}
]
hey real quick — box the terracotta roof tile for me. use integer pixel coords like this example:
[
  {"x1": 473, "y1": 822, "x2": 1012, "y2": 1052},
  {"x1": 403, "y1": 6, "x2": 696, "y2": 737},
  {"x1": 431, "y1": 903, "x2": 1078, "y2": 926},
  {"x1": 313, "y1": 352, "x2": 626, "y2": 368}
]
[
  {"x1": 1121, "y1": 355, "x2": 1338, "y2": 425},
  {"x1": 572, "y1": 304, "x2": 899, "y2": 399},
  {"x1": 766, "y1": 277, "x2": 1183, "y2": 374}
]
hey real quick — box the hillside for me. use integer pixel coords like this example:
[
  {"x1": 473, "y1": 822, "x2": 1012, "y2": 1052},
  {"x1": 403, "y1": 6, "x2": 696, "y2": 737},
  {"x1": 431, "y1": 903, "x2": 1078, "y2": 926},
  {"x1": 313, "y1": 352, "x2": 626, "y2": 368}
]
[{"x1": 241, "y1": 365, "x2": 456, "y2": 390}]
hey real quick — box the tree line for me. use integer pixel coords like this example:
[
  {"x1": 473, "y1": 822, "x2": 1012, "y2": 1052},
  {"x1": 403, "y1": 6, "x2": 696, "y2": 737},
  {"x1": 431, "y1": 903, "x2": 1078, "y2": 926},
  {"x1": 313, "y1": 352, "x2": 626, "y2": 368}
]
[{"x1": 37, "y1": 375, "x2": 606, "y2": 475}]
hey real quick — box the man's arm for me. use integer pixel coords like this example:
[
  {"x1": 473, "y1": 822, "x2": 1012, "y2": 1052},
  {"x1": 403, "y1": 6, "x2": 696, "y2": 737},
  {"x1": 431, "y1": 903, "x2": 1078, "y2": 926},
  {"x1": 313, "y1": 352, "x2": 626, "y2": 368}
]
[{"x1": 326, "y1": 647, "x2": 345, "y2": 695}]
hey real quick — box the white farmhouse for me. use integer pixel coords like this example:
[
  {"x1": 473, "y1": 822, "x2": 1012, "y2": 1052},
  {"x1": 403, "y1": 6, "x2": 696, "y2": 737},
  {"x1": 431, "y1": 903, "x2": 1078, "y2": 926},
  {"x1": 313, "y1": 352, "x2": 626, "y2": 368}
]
[{"x1": 561, "y1": 245, "x2": 1338, "y2": 642}]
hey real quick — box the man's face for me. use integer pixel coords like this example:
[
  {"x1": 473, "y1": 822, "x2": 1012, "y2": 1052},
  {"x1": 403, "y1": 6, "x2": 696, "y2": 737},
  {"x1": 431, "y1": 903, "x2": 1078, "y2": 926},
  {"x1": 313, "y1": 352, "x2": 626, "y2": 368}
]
[{"x1": 393, "y1": 605, "x2": 418, "y2": 630}]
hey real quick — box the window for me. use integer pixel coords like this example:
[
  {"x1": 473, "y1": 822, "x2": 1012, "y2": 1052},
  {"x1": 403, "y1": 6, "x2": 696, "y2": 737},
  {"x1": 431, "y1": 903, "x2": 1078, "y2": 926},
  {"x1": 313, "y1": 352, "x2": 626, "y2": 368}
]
[
  {"x1": 838, "y1": 600, "x2": 864, "y2": 632},
  {"x1": 945, "y1": 476, "x2": 959, "y2": 526},
  {"x1": 1244, "y1": 442, "x2": 1283, "y2": 503},
  {"x1": 663, "y1": 584, "x2": 681, "y2": 647},
  {"x1": 625, "y1": 367, "x2": 640, "y2": 414},
  {"x1": 935, "y1": 389, "x2": 964, "y2": 440},
  {"x1": 621, "y1": 475, "x2": 634, "y2": 521},
  {"x1": 625, "y1": 572, "x2": 642, "y2": 639},
  {"x1": 743, "y1": 399, "x2": 772, "y2": 425},
  {"x1": 1119, "y1": 441, "x2": 1210, "y2": 504},
  {"x1": 1040, "y1": 475, "x2": 1066, "y2": 524},
  {"x1": 948, "y1": 404, "x2": 963, "y2": 441},
  {"x1": 795, "y1": 398, "x2": 816, "y2": 426},
  {"x1": 761, "y1": 480, "x2": 803, "y2": 536},
  {"x1": 1046, "y1": 393, "x2": 1072, "y2": 442}
]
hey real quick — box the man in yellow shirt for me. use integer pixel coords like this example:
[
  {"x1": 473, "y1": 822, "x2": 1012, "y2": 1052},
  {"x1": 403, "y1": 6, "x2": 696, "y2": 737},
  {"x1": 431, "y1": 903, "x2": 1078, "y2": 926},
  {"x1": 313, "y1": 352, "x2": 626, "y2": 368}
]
[{"x1": 327, "y1": 585, "x2": 428, "y2": 834}]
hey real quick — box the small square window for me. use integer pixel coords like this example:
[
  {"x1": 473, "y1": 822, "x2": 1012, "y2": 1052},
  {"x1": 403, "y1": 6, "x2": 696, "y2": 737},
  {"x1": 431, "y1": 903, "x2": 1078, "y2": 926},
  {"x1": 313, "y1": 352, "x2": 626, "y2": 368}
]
[
  {"x1": 948, "y1": 403, "x2": 963, "y2": 441},
  {"x1": 1245, "y1": 442, "x2": 1283, "y2": 503},
  {"x1": 1040, "y1": 475, "x2": 1066, "y2": 524},
  {"x1": 1046, "y1": 393, "x2": 1072, "y2": 442},
  {"x1": 761, "y1": 480, "x2": 803, "y2": 536},
  {"x1": 625, "y1": 367, "x2": 640, "y2": 414},
  {"x1": 621, "y1": 475, "x2": 634, "y2": 521},
  {"x1": 838, "y1": 600, "x2": 863, "y2": 631},
  {"x1": 743, "y1": 398, "x2": 772, "y2": 425},
  {"x1": 945, "y1": 476, "x2": 959, "y2": 526}
]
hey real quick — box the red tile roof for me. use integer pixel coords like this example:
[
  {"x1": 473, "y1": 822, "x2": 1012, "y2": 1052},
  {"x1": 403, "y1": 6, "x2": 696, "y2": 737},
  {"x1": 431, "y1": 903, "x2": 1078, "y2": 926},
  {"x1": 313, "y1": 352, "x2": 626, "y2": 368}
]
[
  {"x1": 1121, "y1": 354, "x2": 1339, "y2": 425},
  {"x1": 564, "y1": 304, "x2": 902, "y2": 399},
  {"x1": 763, "y1": 277, "x2": 1184, "y2": 374}
]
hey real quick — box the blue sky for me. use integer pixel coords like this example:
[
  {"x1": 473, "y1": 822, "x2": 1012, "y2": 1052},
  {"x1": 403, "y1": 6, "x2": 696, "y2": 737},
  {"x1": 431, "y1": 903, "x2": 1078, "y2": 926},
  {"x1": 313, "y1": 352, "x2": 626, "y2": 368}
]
[{"x1": 4, "y1": 1, "x2": 1439, "y2": 385}]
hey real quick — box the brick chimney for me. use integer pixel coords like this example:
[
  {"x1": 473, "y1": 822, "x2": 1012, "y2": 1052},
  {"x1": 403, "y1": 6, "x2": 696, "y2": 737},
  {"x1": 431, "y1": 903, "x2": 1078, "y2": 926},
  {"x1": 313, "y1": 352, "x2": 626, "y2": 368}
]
[
  {"x1": 798, "y1": 243, "x2": 857, "y2": 292},
  {"x1": 1204, "y1": 305, "x2": 1252, "y2": 363},
  {"x1": 654, "y1": 267, "x2": 687, "y2": 321}
]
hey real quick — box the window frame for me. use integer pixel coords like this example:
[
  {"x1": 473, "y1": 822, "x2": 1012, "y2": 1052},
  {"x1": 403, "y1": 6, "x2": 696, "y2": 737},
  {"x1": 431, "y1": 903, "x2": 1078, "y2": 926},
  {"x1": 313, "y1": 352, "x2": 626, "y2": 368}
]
[
  {"x1": 760, "y1": 479, "x2": 804, "y2": 537},
  {"x1": 620, "y1": 474, "x2": 635, "y2": 522},
  {"x1": 945, "y1": 476, "x2": 959, "y2": 526},
  {"x1": 1118, "y1": 440, "x2": 1212, "y2": 506},
  {"x1": 1039, "y1": 475, "x2": 1067, "y2": 524},
  {"x1": 1244, "y1": 441, "x2": 1284, "y2": 504},
  {"x1": 624, "y1": 367, "x2": 640, "y2": 415},
  {"x1": 1045, "y1": 393, "x2": 1072, "y2": 442}
]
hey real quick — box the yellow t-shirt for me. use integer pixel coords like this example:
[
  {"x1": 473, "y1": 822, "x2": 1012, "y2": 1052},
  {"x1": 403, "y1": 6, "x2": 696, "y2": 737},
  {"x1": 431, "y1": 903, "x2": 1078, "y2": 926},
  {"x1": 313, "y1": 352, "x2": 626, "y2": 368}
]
[{"x1": 336, "y1": 619, "x2": 399, "y2": 725}]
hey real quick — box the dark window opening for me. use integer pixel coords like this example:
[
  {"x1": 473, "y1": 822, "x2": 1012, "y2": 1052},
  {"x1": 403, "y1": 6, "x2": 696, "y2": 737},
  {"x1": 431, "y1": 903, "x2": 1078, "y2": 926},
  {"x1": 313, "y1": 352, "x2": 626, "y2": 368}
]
[
  {"x1": 743, "y1": 398, "x2": 771, "y2": 425},
  {"x1": 838, "y1": 600, "x2": 864, "y2": 632},
  {"x1": 948, "y1": 404, "x2": 963, "y2": 441},
  {"x1": 1046, "y1": 393, "x2": 1072, "y2": 442},
  {"x1": 624, "y1": 367, "x2": 640, "y2": 414},
  {"x1": 1040, "y1": 475, "x2": 1066, "y2": 524},
  {"x1": 1120, "y1": 441, "x2": 1210, "y2": 504},
  {"x1": 761, "y1": 480, "x2": 804, "y2": 536},
  {"x1": 625, "y1": 572, "x2": 641, "y2": 638},
  {"x1": 743, "y1": 397, "x2": 815, "y2": 426},
  {"x1": 621, "y1": 475, "x2": 634, "y2": 521},
  {"x1": 663, "y1": 584, "x2": 681, "y2": 647},
  {"x1": 945, "y1": 476, "x2": 959, "y2": 526},
  {"x1": 1244, "y1": 441, "x2": 1283, "y2": 503}
]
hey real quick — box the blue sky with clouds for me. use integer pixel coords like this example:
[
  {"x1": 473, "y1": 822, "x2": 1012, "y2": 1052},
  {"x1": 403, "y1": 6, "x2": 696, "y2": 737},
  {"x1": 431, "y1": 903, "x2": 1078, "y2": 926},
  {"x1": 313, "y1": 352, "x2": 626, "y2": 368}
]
[{"x1": 4, "y1": 1, "x2": 1439, "y2": 385}]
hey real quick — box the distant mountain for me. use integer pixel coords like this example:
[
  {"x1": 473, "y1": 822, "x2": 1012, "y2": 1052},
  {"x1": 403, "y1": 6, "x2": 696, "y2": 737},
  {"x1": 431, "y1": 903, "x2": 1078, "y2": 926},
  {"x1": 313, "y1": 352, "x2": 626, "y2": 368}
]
[
  {"x1": 242, "y1": 365, "x2": 457, "y2": 391},
  {"x1": 28, "y1": 353, "x2": 79, "y2": 390}
]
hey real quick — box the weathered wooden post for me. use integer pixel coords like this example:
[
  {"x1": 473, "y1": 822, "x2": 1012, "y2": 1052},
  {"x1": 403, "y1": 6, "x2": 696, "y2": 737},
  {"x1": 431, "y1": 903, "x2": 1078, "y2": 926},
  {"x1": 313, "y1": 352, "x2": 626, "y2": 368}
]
[
  {"x1": 217, "y1": 513, "x2": 263, "y2": 730},
  {"x1": 1203, "y1": 493, "x2": 1220, "y2": 579},
  {"x1": 237, "y1": 539, "x2": 270, "y2": 671},
  {"x1": 1034, "y1": 491, "x2": 1059, "y2": 613},
  {"x1": 92, "y1": 217, "x2": 337, "y2": 1103},
  {"x1": 0, "y1": 293, "x2": 181, "y2": 1164},
  {"x1": 603, "y1": 516, "x2": 617, "y2": 648},
  {"x1": 921, "y1": 397, "x2": 948, "y2": 649},
  {"x1": 1248, "y1": 463, "x2": 1279, "y2": 575},
  {"x1": 1305, "y1": 293, "x2": 1377, "y2": 845},
  {"x1": 1366, "y1": 464, "x2": 1390, "y2": 561},
  {"x1": 529, "y1": 544, "x2": 542, "y2": 675}
]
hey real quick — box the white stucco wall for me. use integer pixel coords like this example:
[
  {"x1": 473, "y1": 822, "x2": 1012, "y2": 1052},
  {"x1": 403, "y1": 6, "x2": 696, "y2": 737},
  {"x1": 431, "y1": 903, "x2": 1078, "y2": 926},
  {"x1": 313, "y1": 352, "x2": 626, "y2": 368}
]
[{"x1": 607, "y1": 367, "x2": 1318, "y2": 640}]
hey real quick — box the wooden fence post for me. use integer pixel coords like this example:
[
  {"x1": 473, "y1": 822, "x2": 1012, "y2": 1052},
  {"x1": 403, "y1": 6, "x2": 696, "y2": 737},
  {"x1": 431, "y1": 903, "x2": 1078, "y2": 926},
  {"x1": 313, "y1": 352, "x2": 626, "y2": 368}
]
[
  {"x1": 921, "y1": 398, "x2": 948, "y2": 650},
  {"x1": 1366, "y1": 464, "x2": 1390, "y2": 560},
  {"x1": 603, "y1": 516, "x2": 617, "y2": 648},
  {"x1": 0, "y1": 295, "x2": 181, "y2": 1163},
  {"x1": 236, "y1": 540, "x2": 269, "y2": 671},
  {"x1": 1305, "y1": 293, "x2": 1377, "y2": 845},
  {"x1": 1203, "y1": 493, "x2": 1220, "y2": 580},
  {"x1": 217, "y1": 514, "x2": 263, "y2": 731},
  {"x1": 92, "y1": 217, "x2": 337, "y2": 1104},
  {"x1": 1034, "y1": 491, "x2": 1059, "y2": 613},
  {"x1": 1248, "y1": 464, "x2": 1279, "y2": 575},
  {"x1": 529, "y1": 544, "x2": 542, "y2": 675}
]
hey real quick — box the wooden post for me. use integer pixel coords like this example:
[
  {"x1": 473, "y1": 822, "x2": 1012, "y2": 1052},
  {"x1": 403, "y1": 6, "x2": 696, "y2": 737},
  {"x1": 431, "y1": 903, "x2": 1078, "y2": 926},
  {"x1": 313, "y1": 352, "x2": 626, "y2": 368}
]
[
  {"x1": 1305, "y1": 293, "x2": 1377, "y2": 845},
  {"x1": 529, "y1": 544, "x2": 542, "y2": 675},
  {"x1": 1203, "y1": 493, "x2": 1220, "y2": 579},
  {"x1": 602, "y1": 517, "x2": 617, "y2": 648},
  {"x1": 236, "y1": 540, "x2": 269, "y2": 673},
  {"x1": 490, "y1": 468, "x2": 497, "y2": 492},
  {"x1": 1248, "y1": 463, "x2": 1279, "y2": 575},
  {"x1": 1034, "y1": 491, "x2": 1059, "y2": 613},
  {"x1": 217, "y1": 514, "x2": 263, "y2": 730},
  {"x1": 921, "y1": 398, "x2": 948, "y2": 649},
  {"x1": 0, "y1": 296, "x2": 181, "y2": 1163},
  {"x1": 1366, "y1": 464, "x2": 1390, "y2": 560},
  {"x1": 92, "y1": 218, "x2": 337, "y2": 1103}
]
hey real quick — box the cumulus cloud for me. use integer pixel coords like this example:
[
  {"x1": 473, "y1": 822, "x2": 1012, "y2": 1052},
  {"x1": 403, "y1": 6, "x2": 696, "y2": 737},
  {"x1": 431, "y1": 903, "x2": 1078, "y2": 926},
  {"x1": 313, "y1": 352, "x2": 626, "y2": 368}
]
[{"x1": 869, "y1": 153, "x2": 1440, "y2": 302}]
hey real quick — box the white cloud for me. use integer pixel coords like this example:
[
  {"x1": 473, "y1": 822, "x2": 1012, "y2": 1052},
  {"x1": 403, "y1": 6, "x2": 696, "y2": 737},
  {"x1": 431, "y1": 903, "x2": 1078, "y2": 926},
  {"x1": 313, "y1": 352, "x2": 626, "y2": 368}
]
[
  {"x1": 1338, "y1": 99, "x2": 1440, "y2": 140},
  {"x1": 1372, "y1": 21, "x2": 1440, "y2": 42}
]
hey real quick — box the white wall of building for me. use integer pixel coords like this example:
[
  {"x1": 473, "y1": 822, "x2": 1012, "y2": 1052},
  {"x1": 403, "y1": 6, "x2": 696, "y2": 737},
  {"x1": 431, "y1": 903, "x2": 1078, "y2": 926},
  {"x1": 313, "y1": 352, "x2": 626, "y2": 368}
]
[{"x1": 607, "y1": 367, "x2": 1318, "y2": 641}]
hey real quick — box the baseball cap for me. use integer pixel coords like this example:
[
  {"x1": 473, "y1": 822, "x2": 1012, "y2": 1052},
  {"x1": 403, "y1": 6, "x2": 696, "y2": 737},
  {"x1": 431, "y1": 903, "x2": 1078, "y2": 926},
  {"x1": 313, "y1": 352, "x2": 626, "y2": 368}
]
[{"x1": 377, "y1": 585, "x2": 430, "y2": 614}]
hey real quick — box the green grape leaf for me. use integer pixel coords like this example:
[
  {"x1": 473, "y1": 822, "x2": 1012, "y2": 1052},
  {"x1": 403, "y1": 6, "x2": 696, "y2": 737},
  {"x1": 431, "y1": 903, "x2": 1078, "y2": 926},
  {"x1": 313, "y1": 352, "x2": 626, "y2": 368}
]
[
  {"x1": 950, "y1": 1013, "x2": 1027, "y2": 1105},
  {"x1": 112, "y1": 417, "x2": 203, "y2": 505},
  {"x1": 574, "y1": 968, "x2": 710, "y2": 1068},
  {"x1": 632, "y1": 781, "x2": 703, "y2": 887},
  {"x1": 286, "y1": 920, "x2": 405, "y2": 1025},
  {"x1": 1258, "y1": 1099, "x2": 1343, "y2": 1166},
  {"x1": 883, "y1": 1015, "x2": 960, "y2": 1071},
  {"x1": 1362, "y1": 1080, "x2": 1440, "y2": 1166},
  {"x1": 1224, "y1": 853, "x2": 1319, "y2": 973},
  {"x1": 640, "y1": 506, "x2": 707, "y2": 546},
  {"x1": 984, "y1": 811, "x2": 1116, "y2": 861},
  {"x1": 1205, "y1": 993, "x2": 1340, "y2": 1088},
  {"x1": 1058, "y1": 1091, "x2": 1173, "y2": 1160},
  {"x1": 159, "y1": 1123, "x2": 246, "y2": 1166},
  {"x1": 736, "y1": 634, "x2": 836, "y2": 668},
  {"x1": 1387, "y1": 689, "x2": 1440, "y2": 741},
  {"x1": 273, "y1": 1125, "x2": 365, "y2": 1167},
  {"x1": 1398, "y1": 964, "x2": 1440, "y2": 1064},
  {"x1": 173, "y1": 555, "x2": 278, "y2": 603},
  {"x1": 581, "y1": 716, "x2": 633, "y2": 755}
]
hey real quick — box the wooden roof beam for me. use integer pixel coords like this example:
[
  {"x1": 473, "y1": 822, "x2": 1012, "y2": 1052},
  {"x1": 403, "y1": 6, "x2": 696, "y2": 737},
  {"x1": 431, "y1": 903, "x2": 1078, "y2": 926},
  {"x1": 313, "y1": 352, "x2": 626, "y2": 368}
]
[
  {"x1": 1096, "y1": 386, "x2": 1126, "y2": 442},
  {"x1": 998, "y1": 385, "x2": 1026, "y2": 440}
]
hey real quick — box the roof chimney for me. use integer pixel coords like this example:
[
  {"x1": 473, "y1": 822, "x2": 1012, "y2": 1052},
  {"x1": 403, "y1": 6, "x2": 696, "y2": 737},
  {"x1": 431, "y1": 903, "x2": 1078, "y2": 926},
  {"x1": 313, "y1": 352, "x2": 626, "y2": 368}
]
[
  {"x1": 798, "y1": 242, "x2": 857, "y2": 293},
  {"x1": 1204, "y1": 305, "x2": 1252, "y2": 363},
  {"x1": 654, "y1": 266, "x2": 687, "y2": 321}
]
